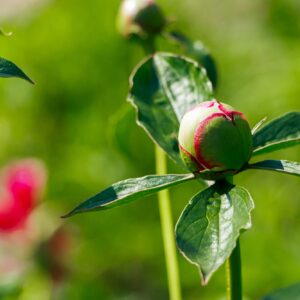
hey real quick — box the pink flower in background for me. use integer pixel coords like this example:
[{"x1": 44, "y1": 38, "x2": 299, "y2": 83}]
[{"x1": 0, "y1": 159, "x2": 46, "y2": 232}]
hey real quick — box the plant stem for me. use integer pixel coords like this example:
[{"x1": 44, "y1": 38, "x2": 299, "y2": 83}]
[
  {"x1": 155, "y1": 145, "x2": 182, "y2": 300},
  {"x1": 144, "y1": 34, "x2": 182, "y2": 300},
  {"x1": 140, "y1": 35, "x2": 156, "y2": 55},
  {"x1": 225, "y1": 238, "x2": 243, "y2": 300}
]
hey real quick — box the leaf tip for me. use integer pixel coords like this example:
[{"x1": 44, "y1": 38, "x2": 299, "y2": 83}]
[
  {"x1": 61, "y1": 209, "x2": 77, "y2": 219},
  {"x1": 201, "y1": 272, "x2": 210, "y2": 286},
  {"x1": 24, "y1": 75, "x2": 35, "y2": 85}
]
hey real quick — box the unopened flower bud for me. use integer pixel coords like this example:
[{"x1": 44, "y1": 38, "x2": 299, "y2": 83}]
[
  {"x1": 178, "y1": 100, "x2": 252, "y2": 176},
  {"x1": 117, "y1": 0, "x2": 166, "y2": 38}
]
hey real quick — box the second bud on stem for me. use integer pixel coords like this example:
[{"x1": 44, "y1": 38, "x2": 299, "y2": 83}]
[{"x1": 117, "y1": 0, "x2": 166, "y2": 38}]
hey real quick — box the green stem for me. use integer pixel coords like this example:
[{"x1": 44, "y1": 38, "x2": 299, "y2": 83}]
[
  {"x1": 225, "y1": 239, "x2": 243, "y2": 300},
  {"x1": 139, "y1": 34, "x2": 181, "y2": 300},
  {"x1": 155, "y1": 145, "x2": 182, "y2": 300}
]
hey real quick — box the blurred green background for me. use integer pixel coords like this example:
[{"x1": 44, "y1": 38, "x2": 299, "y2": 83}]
[{"x1": 1, "y1": 0, "x2": 300, "y2": 299}]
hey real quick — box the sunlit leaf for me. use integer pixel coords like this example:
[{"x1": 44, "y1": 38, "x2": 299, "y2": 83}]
[
  {"x1": 175, "y1": 181, "x2": 254, "y2": 284},
  {"x1": 129, "y1": 52, "x2": 213, "y2": 166},
  {"x1": 253, "y1": 112, "x2": 300, "y2": 156},
  {"x1": 248, "y1": 160, "x2": 300, "y2": 177},
  {"x1": 63, "y1": 173, "x2": 195, "y2": 217}
]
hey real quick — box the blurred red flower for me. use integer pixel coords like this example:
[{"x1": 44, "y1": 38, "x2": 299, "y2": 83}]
[{"x1": 0, "y1": 159, "x2": 46, "y2": 232}]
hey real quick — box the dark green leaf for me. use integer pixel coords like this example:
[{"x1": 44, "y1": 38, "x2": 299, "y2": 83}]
[
  {"x1": 63, "y1": 173, "x2": 195, "y2": 217},
  {"x1": 247, "y1": 160, "x2": 300, "y2": 177},
  {"x1": 175, "y1": 181, "x2": 254, "y2": 284},
  {"x1": 263, "y1": 283, "x2": 300, "y2": 300},
  {"x1": 253, "y1": 112, "x2": 300, "y2": 156},
  {"x1": 167, "y1": 31, "x2": 218, "y2": 88},
  {"x1": 129, "y1": 52, "x2": 213, "y2": 166},
  {"x1": 0, "y1": 57, "x2": 34, "y2": 83}
]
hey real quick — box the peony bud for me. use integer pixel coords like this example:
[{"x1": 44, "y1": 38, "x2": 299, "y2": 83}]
[
  {"x1": 117, "y1": 0, "x2": 166, "y2": 38},
  {"x1": 178, "y1": 100, "x2": 252, "y2": 176}
]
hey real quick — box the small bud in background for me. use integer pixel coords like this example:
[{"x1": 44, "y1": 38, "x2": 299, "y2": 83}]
[
  {"x1": 178, "y1": 100, "x2": 252, "y2": 176},
  {"x1": 0, "y1": 159, "x2": 47, "y2": 232},
  {"x1": 117, "y1": 0, "x2": 166, "y2": 38}
]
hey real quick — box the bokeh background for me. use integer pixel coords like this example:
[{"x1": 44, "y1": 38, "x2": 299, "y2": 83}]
[{"x1": 0, "y1": 0, "x2": 300, "y2": 299}]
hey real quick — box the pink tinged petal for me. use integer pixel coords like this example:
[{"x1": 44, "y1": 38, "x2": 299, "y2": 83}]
[
  {"x1": 194, "y1": 113, "x2": 228, "y2": 169},
  {"x1": 187, "y1": 99, "x2": 218, "y2": 114},
  {"x1": 218, "y1": 102, "x2": 246, "y2": 123}
]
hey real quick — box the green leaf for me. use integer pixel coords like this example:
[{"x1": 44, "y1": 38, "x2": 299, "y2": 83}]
[
  {"x1": 253, "y1": 112, "x2": 300, "y2": 156},
  {"x1": 175, "y1": 181, "x2": 254, "y2": 284},
  {"x1": 167, "y1": 31, "x2": 218, "y2": 88},
  {"x1": 263, "y1": 283, "x2": 300, "y2": 300},
  {"x1": 129, "y1": 52, "x2": 214, "y2": 166},
  {"x1": 0, "y1": 57, "x2": 34, "y2": 83},
  {"x1": 248, "y1": 160, "x2": 300, "y2": 177},
  {"x1": 63, "y1": 173, "x2": 195, "y2": 217}
]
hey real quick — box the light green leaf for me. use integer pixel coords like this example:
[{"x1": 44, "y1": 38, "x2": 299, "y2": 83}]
[
  {"x1": 0, "y1": 57, "x2": 34, "y2": 83},
  {"x1": 63, "y1": 173, "x2": 195, "y2": 217},
  {"x1": 253, "y1": 112, "x2": 300, "y2": 156},
  {"x1": 128, "y1": 52, "x2": 213, "y2": 166},
  {"x1": 175, "y1": 181, "x2": 254, "y2": 284},
  {"x1": 248, "y1": 160, "x2": 300, "y2": 177},
  {"x1": 263, "y1": 283, "x2": 300, "y2": 300}
]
